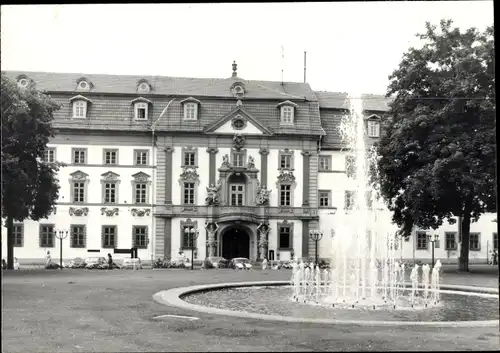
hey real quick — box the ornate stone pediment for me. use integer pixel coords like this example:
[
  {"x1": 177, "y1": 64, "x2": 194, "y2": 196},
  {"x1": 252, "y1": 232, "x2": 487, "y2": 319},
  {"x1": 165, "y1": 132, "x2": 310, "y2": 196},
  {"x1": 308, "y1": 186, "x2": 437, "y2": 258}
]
[
  {"x1": 276, "y1": 169, "x2": 296, "y2": 184},
  {"x1": 179, "y1": 166, "x2": 199, "y2": 182},
  {"x1": 101, "y1": 171, "x2": 120, "y2": 181},
  {"x1": 70, "y1": 170, "x2": 89, "y2": 181},
  {"x1": 233, "y1": 133, "x2": 245, "y2": 150},
  {"x1": 69, "y1": 207, "x2": 89, "y2": 216},
  {"x1": 101, "y1": 207, "x2": 119, "y2": 217},
  {"x1": 181, "y1": 218, "x2": 198, "y2": 228},
  {"x1": 132, "y1": 172, "x2": 150, "y2": 182},
  {"x1": 131, "y1": 208, "x2": 151, "y2": 217}
]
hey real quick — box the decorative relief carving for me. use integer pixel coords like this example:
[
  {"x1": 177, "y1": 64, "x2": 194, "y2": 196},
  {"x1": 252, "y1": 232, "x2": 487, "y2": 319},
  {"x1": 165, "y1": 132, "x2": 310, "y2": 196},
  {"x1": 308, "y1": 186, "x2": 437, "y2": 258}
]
[
  {"x1": 131, "y1": 208, "x2": 151, "y2": 217},
  {"x1": 233, "y1": 133, "x2": 245, "y2": 150},
  {"x1": 69, "y1": 170, "x2": 89, "y2": 181},
  {"x1": 101, "y1": 171, "x2": 120, "y2": 181},
  {"x1": 164, "y1": 146, "x2": 174, "y2": 153},
  {"x1": 259, "y1": 147, "x2": 270, "y2": 155},
  {"x1": 69, "y1": 207, "x2": 89, "y2": 216},
  {"x1": 279, "y1": 207, "x2": 294, "y2": 213},
  {"x1": 179, "y1": 166, "x2": 199, "y2": 182},
  {"x1": 182, "y1": 206, "x2": 198, "y2": 212},
  {"x1": 206, "y1": 147, "x2": 219, "y2": 154},
  {"x1": 181, "y1": 218, "x2": 198, "y2": 228},
  {"x1": 205, "y1": 180, "x2": 222, "y2": 206},
  {"x1": 132, "y1": 172, "x2": 150, "y2": 182},
  {"x1": 301, "y1": 150, "x2": 312, "y2": 156},
  {"x1": 276, "y1": 169, "x2": 296, "y2": 184},
  {"x1": 100, "y1": 207, "x2": 119, "y2": 217},
  {"x1": 255, "y1": 180, "x2": 271, "y2": 206},
  {"x1": 231, "y1": 116, "x2": 247, "y2": 130},
  {"x1": 221, "y1": 154, "x2": 231, "y2": 169}
]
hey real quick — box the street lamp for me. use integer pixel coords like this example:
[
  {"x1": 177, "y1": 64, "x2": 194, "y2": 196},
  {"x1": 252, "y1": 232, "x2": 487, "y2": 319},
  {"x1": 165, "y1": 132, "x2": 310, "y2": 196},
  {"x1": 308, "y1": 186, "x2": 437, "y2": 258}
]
[
  {"x1": 184, "y1": 227, "x2": 199, "y2": 270},
  {"x1": 55, "y1": 229, "x2": 69, "y2": 270},
  {"x1": 309, "y1": 229, "x2": 323, "y2": 266},
  {"x1": 427, "y1": 233, "x2": 439, "y2": 269}
]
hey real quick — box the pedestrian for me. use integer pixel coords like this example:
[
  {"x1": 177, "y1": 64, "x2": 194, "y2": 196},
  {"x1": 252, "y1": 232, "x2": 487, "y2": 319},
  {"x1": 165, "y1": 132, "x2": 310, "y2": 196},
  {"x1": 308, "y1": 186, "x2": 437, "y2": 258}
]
[
  {"x1": 107, "y1": 253, "x2": 115, "y2": 269},
  {"x1": 493, "y1": 250, "x2": 498, "y2": 266},
  {"x1": 1, "y1": 259, "x2": 6, "y2": 270},
  {"x1": 13, "y1": 257, "x2": 20, "y2": 270}
]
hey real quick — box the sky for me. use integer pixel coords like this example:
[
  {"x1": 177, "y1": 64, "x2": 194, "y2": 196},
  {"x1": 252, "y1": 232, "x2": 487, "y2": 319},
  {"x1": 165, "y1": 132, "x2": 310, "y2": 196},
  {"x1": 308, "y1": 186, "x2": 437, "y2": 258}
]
[{"x1": 0, "y1": 2, "x2": 494, "y2": 95}]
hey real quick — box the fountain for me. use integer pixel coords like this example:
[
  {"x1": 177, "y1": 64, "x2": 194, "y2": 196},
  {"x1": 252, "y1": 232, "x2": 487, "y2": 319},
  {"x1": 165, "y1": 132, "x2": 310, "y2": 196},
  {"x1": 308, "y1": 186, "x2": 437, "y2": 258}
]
[{"x1": 289, "y1": 93, "x2": 441, "y2": 310}]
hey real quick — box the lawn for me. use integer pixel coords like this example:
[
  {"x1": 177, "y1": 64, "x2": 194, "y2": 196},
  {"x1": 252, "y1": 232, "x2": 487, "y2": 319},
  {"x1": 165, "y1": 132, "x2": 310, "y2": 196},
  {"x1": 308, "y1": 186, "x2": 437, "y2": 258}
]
[{"x1": 1, "y1": 266, "x2": 499, "y2": 352}]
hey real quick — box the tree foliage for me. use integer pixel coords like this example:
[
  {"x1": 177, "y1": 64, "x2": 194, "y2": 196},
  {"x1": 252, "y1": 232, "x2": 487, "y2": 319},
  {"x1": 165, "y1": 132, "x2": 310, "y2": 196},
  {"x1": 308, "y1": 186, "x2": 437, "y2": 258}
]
[
  {"x1": 1, "y1": 74, "x2": 63, "y2": 269},
  {"x1": 375, "y1": 20, "x2": 495, "y2": 271}
]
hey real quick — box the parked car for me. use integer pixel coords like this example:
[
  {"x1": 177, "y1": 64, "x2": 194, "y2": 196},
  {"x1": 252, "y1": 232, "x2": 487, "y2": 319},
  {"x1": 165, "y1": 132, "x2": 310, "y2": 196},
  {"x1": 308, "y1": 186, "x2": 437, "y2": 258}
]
[
  {"x1": 229, "y1": 257, "x2": 252, "y2": 270},
  {"x1": 84, "y1": 257, "x2": 108, "y2": 269},
  {"x1": 68, "y1": 257, "x2": 86, "y2": 268},
  {"x1": 207, "y1": 256, "x2": 228, "y2": 268}
]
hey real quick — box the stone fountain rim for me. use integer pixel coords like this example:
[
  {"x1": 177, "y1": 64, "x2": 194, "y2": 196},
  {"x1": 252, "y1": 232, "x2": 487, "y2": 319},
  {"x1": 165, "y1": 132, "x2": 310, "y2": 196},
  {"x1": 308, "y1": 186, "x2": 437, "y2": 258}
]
[{"x1": 153, "y1": 281, "x2": 499, "y2": 327}]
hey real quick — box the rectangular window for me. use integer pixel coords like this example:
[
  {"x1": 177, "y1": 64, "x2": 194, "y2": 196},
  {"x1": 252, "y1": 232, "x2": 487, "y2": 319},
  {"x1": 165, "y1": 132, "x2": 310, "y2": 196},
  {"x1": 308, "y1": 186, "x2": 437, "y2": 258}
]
[
  {"x1": 183, "y1": 182, "x2": 195, "y2": 205},
  {"x1": 279, "y1": 227, "x2": 291, "y2": 249},
  {"x1": 71, "y1": 225, "x2": 86, "y2": 248},
  {"x1": 40, "y1": 225, "x2": 55, "y2": 248},
  {"x1": 104, "y1": 183, "x2": 117, "y2": 203},
  {"x1": 318, "y1": 156, "x2": 331, "y2": 171},
  {"x1": 134, "y1": 150, "x2": 149, "y2": 165},
  {"x1": 469, "y1": 232, "x2": 480, "y2": 251},
  {"x1": 13, "y1": 224, "x2": 23, "y2": 247},
  {"x1": 233, "y1": 152, "x2": 245, "y2": 167},
  {"x1": 104, "y1": 149, "x2": 118, "y2": 165},
  {"x1": 134, "y1": 183, "x2": 147, "y2": 204},
  {"x1": 73, "y1": 101, "x2": 87, "y2": 118},
  {"x1": 281, "y1": 107, "x2": 294, "y2": 124},
  {"x1": 184, "y1": 103, "x2": 197, "y2": 120},
  {"x1": 73, "y1": 182, "x2": 85, "y2": 203},
  {"x1": 73, "y1": 148, "x2": 87, "y2": 164},
  {"x1": 280, "y1": 155, "x2": 292, "y2": 169},
  {"x1": 280, "y1": 184, "x2": 291, "y2": 206},
  {"x1": 445, "y1": 232, "x2": 457, "y2": 250},
  {"x1": 345, "y1": 155, "x2": 356, "y2": 178},
  {"x1": 493, "y1": 233, "x2": 498, "y2": 250},
  {"x1": 182, "y1": 226, "x2": 195, "y2": 248},
  {"x1": 184, "y1": 152, "x2": 196, "y2": 166},
  {"x1": 344, "y1": 190, "x2": 356, "y2": 210},
  {"x1": 133, "y1": 226, "x2": 148, "y2": 249},
  {"x1": 319, "y1": 191, "x2": 330, "y2": 207},
  {"x1": 43, "y1": 148, "x2": 56, "y2": 163},
  {"x1": 135, "y1": 103, "x2": 147, "y2": 120},
  {"x1": 416, "y1": 231, "x2": 428, "y2": 250},
  {"x1": 102, "y1": 226, "x2": 117, "y2": 248},
  {"x1": 367, "y1": 121, "x2": 380, "y2": 138},
  {"x1": 230, "y1": 184, "x2": 245, "y2": 206}
]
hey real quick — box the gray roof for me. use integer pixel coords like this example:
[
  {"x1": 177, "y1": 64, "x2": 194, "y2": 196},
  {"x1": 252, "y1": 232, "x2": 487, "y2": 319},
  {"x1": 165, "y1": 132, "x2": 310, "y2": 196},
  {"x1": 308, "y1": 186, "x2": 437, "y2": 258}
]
[
  {"x1": 314, "y1": 91, "x2": 391, "y2": 112},
  {"x1": 3, "y1": 70, "x2": 318, "y2": 101}
]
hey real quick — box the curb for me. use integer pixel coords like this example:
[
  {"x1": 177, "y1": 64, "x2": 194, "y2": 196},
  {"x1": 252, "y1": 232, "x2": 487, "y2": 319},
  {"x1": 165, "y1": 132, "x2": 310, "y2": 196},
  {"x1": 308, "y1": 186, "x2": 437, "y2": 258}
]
[{"x1": 153, "y1": 281, "x2": 500, "y2": 327}]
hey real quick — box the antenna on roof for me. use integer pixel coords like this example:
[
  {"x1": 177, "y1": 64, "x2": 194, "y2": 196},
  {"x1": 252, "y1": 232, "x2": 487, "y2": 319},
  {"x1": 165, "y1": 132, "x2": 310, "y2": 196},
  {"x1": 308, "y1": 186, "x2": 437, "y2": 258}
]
[
  {"x1": 304, "y1": 51, "x2": 307, "y2": 83},
  {"x1": 281, "y1": 45, "x2": 284, "y2": 85}
]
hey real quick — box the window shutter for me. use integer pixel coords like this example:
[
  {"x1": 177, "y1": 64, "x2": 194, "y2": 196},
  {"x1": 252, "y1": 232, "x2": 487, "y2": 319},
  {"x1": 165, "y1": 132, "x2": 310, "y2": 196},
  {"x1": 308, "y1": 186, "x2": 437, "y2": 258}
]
[
  {"x1": 132, "y1": 226, "x2": 136, "y2": 248},
  {"x1": 101, "y1": 226, "x2": 105, "y2": 248},
  {"x1": 145, "y1": 226, "x2": 149, "y2": 247}
]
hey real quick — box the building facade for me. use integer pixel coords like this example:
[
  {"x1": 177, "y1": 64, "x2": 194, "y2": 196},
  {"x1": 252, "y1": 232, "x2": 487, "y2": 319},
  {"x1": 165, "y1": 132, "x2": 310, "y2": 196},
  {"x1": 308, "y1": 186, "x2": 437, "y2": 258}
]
[{"x1": 1, "y1": 66, "x2": 497, "y2": 264}]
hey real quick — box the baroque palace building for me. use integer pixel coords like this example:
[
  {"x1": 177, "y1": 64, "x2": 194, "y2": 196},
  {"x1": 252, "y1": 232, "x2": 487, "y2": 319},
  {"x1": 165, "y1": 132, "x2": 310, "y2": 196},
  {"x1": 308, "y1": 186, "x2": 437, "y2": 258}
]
[{"x1": 1, "y1": 63, "x2": 497, "y2": 264}]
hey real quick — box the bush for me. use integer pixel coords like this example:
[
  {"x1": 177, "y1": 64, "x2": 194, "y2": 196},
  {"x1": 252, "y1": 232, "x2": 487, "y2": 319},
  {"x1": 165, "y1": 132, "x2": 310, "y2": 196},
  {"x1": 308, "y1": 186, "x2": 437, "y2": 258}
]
[{"x1": 153, "y1": 258, "x2": 187, "y2": 269}]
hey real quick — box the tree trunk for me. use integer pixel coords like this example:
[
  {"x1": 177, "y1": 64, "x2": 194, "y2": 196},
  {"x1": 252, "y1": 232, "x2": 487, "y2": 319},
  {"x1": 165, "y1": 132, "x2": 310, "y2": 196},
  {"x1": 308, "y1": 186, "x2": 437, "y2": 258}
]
[
  {"x1": 458, "y1": 214, "x2": 471, "y2": 272},
  {"x1": 6, "y1": 216, "x2": 14, "y2": 270}
]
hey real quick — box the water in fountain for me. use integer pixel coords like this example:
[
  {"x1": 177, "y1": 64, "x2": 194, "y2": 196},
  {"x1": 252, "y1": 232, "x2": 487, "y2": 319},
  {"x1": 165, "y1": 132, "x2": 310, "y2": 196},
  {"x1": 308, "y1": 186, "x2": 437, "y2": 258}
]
[{"x1": 290, "y1": 93, "x2": 442, "y2": 309}]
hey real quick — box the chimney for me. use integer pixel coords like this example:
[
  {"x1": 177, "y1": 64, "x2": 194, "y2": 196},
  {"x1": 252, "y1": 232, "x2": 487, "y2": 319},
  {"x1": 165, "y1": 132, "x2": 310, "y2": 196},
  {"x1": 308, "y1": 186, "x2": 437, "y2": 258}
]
[{"x1": 232, "y1": 61, "x2": 238, "y2": 78}]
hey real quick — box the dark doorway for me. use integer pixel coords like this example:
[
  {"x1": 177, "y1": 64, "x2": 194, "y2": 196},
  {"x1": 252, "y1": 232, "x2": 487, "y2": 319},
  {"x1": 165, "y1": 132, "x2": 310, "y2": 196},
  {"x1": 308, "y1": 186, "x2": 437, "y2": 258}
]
[{"x1": 222, "y1": 227, "x2": 250, "y2": 260}]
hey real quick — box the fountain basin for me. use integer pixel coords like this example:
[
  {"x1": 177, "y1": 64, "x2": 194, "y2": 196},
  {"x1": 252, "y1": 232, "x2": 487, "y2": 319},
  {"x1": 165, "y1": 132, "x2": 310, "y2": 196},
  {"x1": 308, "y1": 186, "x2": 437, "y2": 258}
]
[{"x1": 153, "y1": 281, "x2": 499, "y2": 327}]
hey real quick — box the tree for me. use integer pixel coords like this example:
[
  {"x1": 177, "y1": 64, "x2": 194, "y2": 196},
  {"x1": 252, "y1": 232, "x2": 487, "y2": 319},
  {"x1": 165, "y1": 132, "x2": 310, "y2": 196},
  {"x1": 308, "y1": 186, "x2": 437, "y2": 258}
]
[
  {"x1": 1, "y1": 74, "x2": 63, "y2": 270},
  {"x1": 375, "y1": 20, "x2": 495, "y2": 272}
]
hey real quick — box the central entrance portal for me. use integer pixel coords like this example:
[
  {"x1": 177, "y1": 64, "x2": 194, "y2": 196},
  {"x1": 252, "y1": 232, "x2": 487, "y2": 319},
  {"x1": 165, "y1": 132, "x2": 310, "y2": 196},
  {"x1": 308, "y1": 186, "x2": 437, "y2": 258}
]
[{"x1": 222, "y1": 227, "x2": 250, "y2": 260}]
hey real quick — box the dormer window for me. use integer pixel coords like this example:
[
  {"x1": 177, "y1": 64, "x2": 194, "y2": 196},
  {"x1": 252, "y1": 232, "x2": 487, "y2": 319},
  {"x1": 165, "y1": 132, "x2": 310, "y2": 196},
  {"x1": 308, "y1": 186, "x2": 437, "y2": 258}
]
[
  {"x1": 69, "y1": 95, "x2": 92, "y2": 119},
  {"x1": 277, "y1": 100, "x2": 298, "y2": 125},
  {"x1": 131, "y1": 97, "x2": 152, "y2": 121},
  {"x1": 366, "y1": 115, "x2": 381, "y2": 138},
  {"x1": 137, "y1": 80, "x2": 151, "y2": 93},
  {"x1": 230, "y1": 82, "x2": 246, "y2": 98},
  {"x1": 180, "y1": 97, "x2": 201, "y2": 121},
  {"x1": 75, "y1": 77, "x2": 93, "y2": 92},
  {"x1": 16, "y1": 75, "x2": 32, "y2": 89}
]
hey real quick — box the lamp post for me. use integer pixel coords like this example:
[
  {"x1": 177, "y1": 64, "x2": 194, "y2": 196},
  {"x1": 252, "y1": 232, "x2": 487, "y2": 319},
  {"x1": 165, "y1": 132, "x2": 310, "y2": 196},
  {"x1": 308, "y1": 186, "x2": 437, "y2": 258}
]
[
  {"x1": 427, "y1": 233, "x2": 439, "y2": 269},
  {"x1": 185, "y1": 227, "x2": 199, "y2": 270},
  {"x1": 55, "y1": 229, "x2": 69, "y2": 270},
  {"x1": 309, "y1": 229, "x2": 323, "y2": 266}
]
